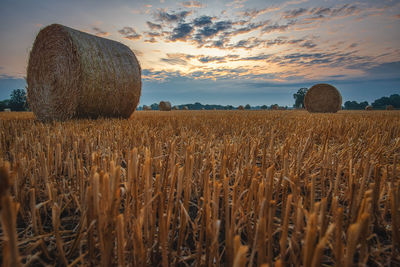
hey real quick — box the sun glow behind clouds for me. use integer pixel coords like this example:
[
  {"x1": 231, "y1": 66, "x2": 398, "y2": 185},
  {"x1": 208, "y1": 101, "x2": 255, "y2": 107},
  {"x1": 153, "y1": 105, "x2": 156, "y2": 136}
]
[{"x1": 103, "y1": 0, "x2": 399, "y2": 85}]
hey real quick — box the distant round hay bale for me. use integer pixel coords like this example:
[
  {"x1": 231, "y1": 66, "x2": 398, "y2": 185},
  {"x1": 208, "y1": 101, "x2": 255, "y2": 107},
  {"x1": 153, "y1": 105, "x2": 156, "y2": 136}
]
[
  {"x1": 365, "y1": 105, "x2": 373, "y2": 111},
  {"x1": 304, "y1": 84, "x2": 342, "y2": 113},
  {"x1": 271, "y1": 104, "x2": 279, "y2": 110},
  {"x1": 159, "y1": 101, "x2": 171, "y2": 111},
  {"x1": 238, "y1": 105, "x2": 244, "y2": 110},
  {"x1": 27, "y1": 24, "x2": 141, "y2": 121},
  {"x1": 183, "y1": 106, "x2": 189, "y2": 110},
  {"x1": 173, "y1": 106, "x2": 179, "y2": 110},
  {"x1": 386, "y1": 105, "x2": 394, "y2": 110},
  {"x1": 4, "y1": 108, "x2": 11, "y2": 112},
  {"x1": 143, "y1": 105, "x2": 151, "y2": 111}
]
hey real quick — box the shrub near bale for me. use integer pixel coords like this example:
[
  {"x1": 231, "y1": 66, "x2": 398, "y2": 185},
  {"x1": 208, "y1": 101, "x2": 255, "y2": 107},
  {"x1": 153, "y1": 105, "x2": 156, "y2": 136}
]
[
  {"x1": 159, "y1": 101, "x2": 171, "y2": 111},
  {"x1": 27, "y1": 24, "x2": 141, "y2": 121},
  {"x1": 304, "y1": 83, "x2": 342, "y2": 113},
  {"x1": 386, "y1": 105, "x2": 394, "y2": 110},
  {"x1": 365, "y1": 105, "x2": 373, "y2": 111},
  {"x1": 271, "y1": 104, "x2": 279, "y2": 110}
]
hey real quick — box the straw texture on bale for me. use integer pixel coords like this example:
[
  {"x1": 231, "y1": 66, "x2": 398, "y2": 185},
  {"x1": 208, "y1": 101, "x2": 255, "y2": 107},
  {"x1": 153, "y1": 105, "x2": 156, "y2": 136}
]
[
  {"x1": 365, "y1": 105, "x2": 373, "y2": 111},
  {"x1": 159, "y1": 101, "x2": 171, "y2": 111},
  {"x1": 27, "y1": 24, "x2": 141, "y2": 121},
  {"x1": 386, "y1": 105, "x2": 394, "y2": 110},
  {"x1": 304, "y1": 83, "x2": 342, "y2": 113},
  {"x1": 238, "y1": 105, "x2": 244, "y2": 110}
]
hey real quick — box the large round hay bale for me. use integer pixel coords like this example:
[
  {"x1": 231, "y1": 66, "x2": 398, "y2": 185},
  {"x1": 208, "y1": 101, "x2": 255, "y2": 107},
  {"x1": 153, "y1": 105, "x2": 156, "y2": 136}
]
[
  {"x1": 27, "y1": 24, "x2": 141, "y2": 121},
  {"x1": 365, "y1": 105, "x2": 373, "y2": 111},
  {"x1": 304, "y1": 84, "x2": 342, "y2": 113},
  {"x1": 238, "y1": 105, "x2": 244, "y2": 110},
  {"x1": 386, "y1": 105, "x2": 394, "y2": 110},
  {"x1": 143, "y1": 105, "x2": 151, "y2": 111},
  {"x1": 159, "y1": 101, "x2": 171, "y2": 111}
]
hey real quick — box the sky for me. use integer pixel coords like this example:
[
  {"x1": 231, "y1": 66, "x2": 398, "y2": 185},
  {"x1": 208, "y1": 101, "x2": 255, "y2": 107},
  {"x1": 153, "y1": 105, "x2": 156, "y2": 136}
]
[{"x1": 0, "y1": 0, "x2": 399, "y2": 106}]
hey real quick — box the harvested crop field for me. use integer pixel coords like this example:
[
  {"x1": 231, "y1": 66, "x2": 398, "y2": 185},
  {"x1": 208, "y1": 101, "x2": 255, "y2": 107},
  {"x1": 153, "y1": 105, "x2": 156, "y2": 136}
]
[{"x1": 1, "y1": 110, "x2": 400, "y2": 266}]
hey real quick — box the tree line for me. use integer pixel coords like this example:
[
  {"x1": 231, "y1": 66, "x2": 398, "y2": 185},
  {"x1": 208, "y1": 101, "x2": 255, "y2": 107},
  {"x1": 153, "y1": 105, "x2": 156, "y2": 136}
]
[
  {"x1": 1, "y1": 88, "x2": 399, "y2": 111},
  {"x1": 140, "y1": 102, "x2": 287, "y2": 110}
]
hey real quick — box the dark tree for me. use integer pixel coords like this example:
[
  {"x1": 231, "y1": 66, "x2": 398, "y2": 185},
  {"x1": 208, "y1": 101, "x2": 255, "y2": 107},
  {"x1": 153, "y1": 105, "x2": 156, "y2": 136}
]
[
  {"x1": 245, "y1": 104, "x2": 251, "y2": 110},
  {"x1": 389, "y1": 94, "x2": 400, "y2": 108},
  {"x1": 0, "y1": 99, "x2": 10, "y2": 111},
  {"x1": 293, "y1": 88, "x2": 308, "y2": 108},
  {"x1": 372, "y1": 97, "x2": 390, "y2": 108},
  {"x1": 261, "y1": 105, "x2": 268, "y2": 110},
  {"x1": 344, "y1": 101, "x2": 369, "y2": 110},
  {"x1": 359, "y1": 101, "x2": 369, "y2": 109},
  {"x1": 371, "y1": 94, "x2": 399, "y2": 109},
  {"x1": 9, "y1": 89, "x2": 27, "y2": 111},
  {"x1": 150, "y1": 103, "x2": 159, "y2": 110}
]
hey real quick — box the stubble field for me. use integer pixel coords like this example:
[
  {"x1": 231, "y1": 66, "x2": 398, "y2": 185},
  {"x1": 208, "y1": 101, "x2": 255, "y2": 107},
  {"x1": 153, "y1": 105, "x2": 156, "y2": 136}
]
[{"x1": 0, "y1": 110, "x2": 399, "y2": 266}]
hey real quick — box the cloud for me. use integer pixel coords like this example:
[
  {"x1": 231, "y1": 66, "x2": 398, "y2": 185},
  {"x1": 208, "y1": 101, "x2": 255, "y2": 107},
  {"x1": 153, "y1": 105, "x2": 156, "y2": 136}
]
[
  {"x1": 300, "y1": 40, "x2": 317, "y2": 49},
  {"x1": 170, "y1": 23, "x2": 194, "y2": 41},
  {"x1": 194, "y1": 20, "x2": 232, "y2": 44},
  {"x1": 155, "y1": 10, "x2": 191, "y2": 22},
  {"x1": 262, "y1": 22, "x2": 292, "y2": 33},
  {"x1": 240, "y1": 54, "x2": 271, "y2": 61},
  {"x1": 196, "y1": 54, "x2": 240, "y2": 63},
  {"x1": 193, "y1": 16, "x2": 213, "y2": 26},
  {"x1": 146, "y1": 31, "x2": 162, "y2": 37},
  {"x1": 282, "y1": 8, "x2": 308, "y2": 19},
  {"x1": 160, "y1": 53, "x2": 194, "y2": 65},
  {"x1": 145, "y1": 38, "x2": 158, "y2": 43},
  {"x1": 231, "y1": 37, "x2": 264, "y2": 49},
  {"x1": 198, "y1": 56, "x2": 226, "y2": 63},
  {"x1": 142, "y1": 69, "x2": 182, "y2": 81},
  {"x1": 180, "y1": 1, "x2": 205, "y2": 8},
  {"x1": 92, "y1": 27, "x2": 110, "y2": 37},
  {"x1": 266, "y1": 51, "x2": 373, "y2": 68},
  {"x1": 348, "y1": 43, "x2": 358, "y2": 49},
  {"x1": 238, "y1": 7, "x2": 280, "y2": 19},
  {"x1": 226, "y1": 0, "x2": 248, "y2": 9},
  {"x1": 355, "y1": 61, "x2": 400, "y2": 79},
  {"x1": 307, "y1": 4, "x2": 360, "y2": 21},
  {"x1": 147, "y1": 21, "x2": 162, "y2": 30},
  {"x1": 231, "y1": 37, "x2": 316, "y2": 49},
  {"x1": 144, "y1": 31, "x2": 163, "y2": 43},
  {"x1": 161, "y1": 58, "x2": 188, "y2": 65},
  {"x1": 228, "y1": 21, "x2": 265, "y2": 36},
  {"x1": 118, "y1": 27, "x2": 142, "y2": 40}
]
